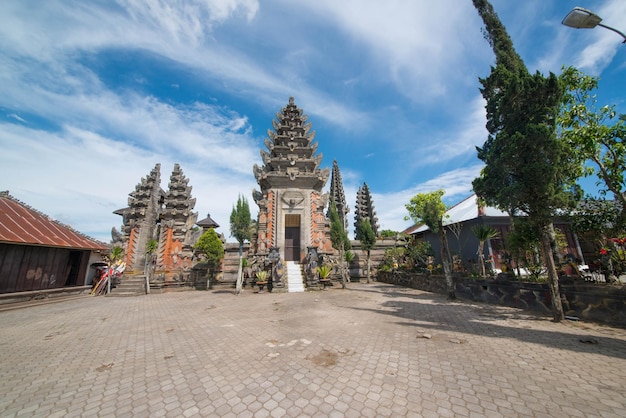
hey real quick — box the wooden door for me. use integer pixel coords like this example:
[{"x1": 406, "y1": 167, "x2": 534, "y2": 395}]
[{"x1": 284, "y1": 214, "x2": 301, "y2": 261}]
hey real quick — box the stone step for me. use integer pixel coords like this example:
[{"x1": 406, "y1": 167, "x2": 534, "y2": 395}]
[
  {"x1": 108, "y1": 275, "x2": 146, "y2": 297},
  {"x1": 286, "y1": 261, "x2": 305, "y2": 293}
]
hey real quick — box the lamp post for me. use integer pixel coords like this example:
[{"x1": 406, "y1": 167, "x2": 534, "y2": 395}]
[{"x1": 562, "y1": 7, "x2": 626, "y2": 43}]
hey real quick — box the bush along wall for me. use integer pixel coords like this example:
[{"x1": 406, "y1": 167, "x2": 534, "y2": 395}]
[{"x1": 378, "y1": 272, "x2": 626, "y2": 327}]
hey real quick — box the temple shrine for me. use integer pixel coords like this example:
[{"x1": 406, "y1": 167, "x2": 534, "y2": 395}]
[
  {"x1": 252, "y1": 97, "x2": 333, "y2": 263},
  {"x1": 114, "y1": 163, "x2": 198, "y2": 283}
]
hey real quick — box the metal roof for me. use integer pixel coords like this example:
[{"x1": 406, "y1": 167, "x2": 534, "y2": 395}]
[
  {"x1": 404, "y1": 194, "x2": 509, "y2": 234},
  {"x1": 0, "y1": 191, "x2": 108, "y2": 250}
]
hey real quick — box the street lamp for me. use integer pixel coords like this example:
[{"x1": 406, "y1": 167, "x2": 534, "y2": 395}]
[{"x1": 562, "y1": 7, "x2": 626, "y2": 43}]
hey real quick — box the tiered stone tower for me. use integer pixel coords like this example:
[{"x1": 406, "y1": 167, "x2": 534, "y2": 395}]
[
  {"x1": 114, "y1": 163, "x2": 198, "y2": 281},
  {"x1": 157, "y1": 164, "x2": 198, "y2": 273},
  {"x1": 329, "y1": 160, "x2": 349, "y2": 231},
  {"x1": 116, "y1": 164, "x2": 163, "y2": 273},
  {"x1": 253, "y1": 97, "x2": 332, "y2": 262},
  {"x1": 354, "y1": 182, "x2": 379, "y2": 238}
]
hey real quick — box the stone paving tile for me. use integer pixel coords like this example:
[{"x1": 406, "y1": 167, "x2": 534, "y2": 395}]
[{"x1": 1, "y1": 283, "x2": 626, "y2": 417}]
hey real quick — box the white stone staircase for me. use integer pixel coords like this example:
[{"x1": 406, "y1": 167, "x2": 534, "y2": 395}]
[{"x1": 285, "y1": 261, "x2": 305, "y2": 292}]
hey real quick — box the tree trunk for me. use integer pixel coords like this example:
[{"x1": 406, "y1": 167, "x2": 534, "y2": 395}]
[
  {"x1": 439, "y1": 226, "x2": 456, "y2": 299},
  {"x1": 478, "y1": 241, "x2": 486, "y2": 278},
  {"x1": 235, "y1": 246, "x2": 244, "y2": 294},
  {"x1": 540, "y1": 224, "x2": 564, "y2": 322},
  {"x1": 340, "y1": 248, "x2": 346, "y2": 289},
  {"x1": 366, "y1": 250, "x2": 371, "y2": 284}
]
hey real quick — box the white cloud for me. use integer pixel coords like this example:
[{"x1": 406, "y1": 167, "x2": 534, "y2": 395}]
[
  {"x1": 0, "y1": 104, "x2": 260, "y2": 243},
  {"x1": 288, "y1": 0, "x2": 489, "y2": 102},
  {"x1": 8, "y1": 114, "x2": 26, "y2": 123},
  {"x1": 2, "y1": 0, "x2": 622, "y2": 245},
  {"x1": 554, "y1": 0, "x2": 626, "y2": 74},
  {"x1": 418, "y1": 95, "x2": 487, "y2": 165},
  {"x1": 372, "y1": 164, "x2": 483, "y2": 233}
]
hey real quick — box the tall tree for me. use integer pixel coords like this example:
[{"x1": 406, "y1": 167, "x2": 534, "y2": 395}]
[
  {"x1": 230, "y1": 194, "x2": 252, "y2": 294},
  {"x1": 559, "y1": 66, "x2": 626, "y2": 233},
  {"x1": 357, "y1": 218, "x2": 377, "y2": 283},
  {"x1": 194, "y1": 229, "x2": 225, "y2": 289},
  {"x1": 330, "y1": 160, "x2": 349, "y2": 231},
  {"x1": 329, "y1": 201, "x2": 351, "y2": 289},
  {"x1": 471, "y1": 0, "x2": 581, "y2": 321},
  {"x1": 405, "y1": 190, "x2": 455, "y2": 299}
]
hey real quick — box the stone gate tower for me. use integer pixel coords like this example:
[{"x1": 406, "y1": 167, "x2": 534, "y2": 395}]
[{"x1": 252, "y1": 97, "x2": 332, "y2": 262}]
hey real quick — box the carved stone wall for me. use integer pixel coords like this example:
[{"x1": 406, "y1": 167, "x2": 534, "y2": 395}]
[
  {"x1": 121, "y1": 164, "x2": 162, "y2": 273},
  {"x1": 114, "y1": 163, "x2": 198, "y2": 281},
  {"x1": 157, "y1": 164, "x2": 198, "y2": 275},
  {"x1": 378, "y1": 272, "x2": 626, "y2": 327}
]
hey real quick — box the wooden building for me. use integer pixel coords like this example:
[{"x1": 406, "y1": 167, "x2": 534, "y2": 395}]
[
  {"x1": 405, "y1": 194, "x2": 584, "y2": 274},
  {"x1": 0, "y1": 191, "x2": 107, "y2": 294}
]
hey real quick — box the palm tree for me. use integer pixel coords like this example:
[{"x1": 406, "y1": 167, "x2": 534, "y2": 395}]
[{"x1": 471, "y1": 225, "x2": 499, "y2": 278}]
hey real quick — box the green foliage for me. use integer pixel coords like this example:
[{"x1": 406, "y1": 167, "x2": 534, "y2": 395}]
[
  {"x1": 345, "y1": 250, "x2": 355, "y2": 263},
  {"x1": 230, "y1": 194, "x2": 252, "y2": 248},
  {"x1": 357, "y1": 219, "x2": 377, "y2": 282},
  {"x1": 357, "y1": 219, "x2": 377, "y2": 252},
  {"x1": 404, "y1": 235, "x2": 433, "y2": 269},
  {"x1": 559, "y1": 66, "x2": 626, "y2": 232},
  {"x1": 378, "y1": 238, "x2": 432, "y2": 273},
  {"x1": 471, "y1": 225, "x2": 499, "y2": 242},
  {"x1": 405, "y1": 190, "x2": 455, "y2": 298},
  {"x1": 145, "y1": 239, "x2": 158, "y2": 255},
  {"x1": 472, "y1": 4, "x2": 581, "y2": 226},
  {"x1": 380, "y1": 247, "x2": 404, "y2": 272},
  {"x1": 472, "y1": 0, "x2": 570, "y2": 319},
  {"x1": 255, "y1": 270, "x2": 268, "y2": 282},
  {"x1": 379, "y1": 229, "x2": 398, "y2": 239},
  {"x1": 471, "y1": 224, "x2": 499, "y2": 278},
  {"x1": 317, "y1": 264, "x2": 332, "y2": 279},
  {"x1": 404, "y1": 190, "x2": 447, "y2": 232},
  {"x1": 609, "y1": 237, "x2": 626, "y2": 276},
  {"x1": 473, "y1": 69, "x2": 581, "y2": 224},
  {"x1": 107, "y1": 246, "x2": 124, "y2": 265},
  {"x1": 329, "y1": 201, "x2": 351, "y2": 288},
  {"x1": 471, "y1": 0, "x2": 525, "y2": 75},
  {"x1": 194, "y1": 229, "x2": 224, "y2": 273},
  {"x1": 329, "y1": 201, "x2": 351, "y2": 252},
  {"x1": 570, "y1": 198, "x2": 622, "y2": 237},
  {"x1": 506, "y1": 219, "x2": 544, "y2": 280}
]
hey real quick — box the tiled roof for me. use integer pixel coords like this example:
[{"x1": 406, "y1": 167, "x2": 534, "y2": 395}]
[
  {"x1": 196, "y1": 213, "x2": 220, "y2": 229},
  {"x1": 0, "y1": 191, "x2": 108, "y2": 250}
]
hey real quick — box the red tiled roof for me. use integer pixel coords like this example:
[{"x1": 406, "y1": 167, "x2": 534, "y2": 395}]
[{"x1": 0, "y1": 191, "x2": 108, "y2": 250}]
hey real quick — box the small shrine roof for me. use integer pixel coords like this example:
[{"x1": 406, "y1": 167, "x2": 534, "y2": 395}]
[{"x1": 197, "y1": 213, "x2": 219, "y2": 229}]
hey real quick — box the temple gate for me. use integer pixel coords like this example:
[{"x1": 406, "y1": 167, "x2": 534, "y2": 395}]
[{"x1": 252, "y1": 97, "x2": 332, "y2": 263}]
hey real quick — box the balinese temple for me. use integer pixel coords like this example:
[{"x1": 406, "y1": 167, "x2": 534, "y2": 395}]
[
  {"x1": 329, "y1": 160, "x2": 349, "y2": 232},
  {"x1": 114, "y1": 163, "x2": 198, "y2": 281},
  {"x1": 114, "y1": 163, "x2": 164, "y2": 273},
  {"x1": 354, "y1": 182, "x2": 379, "y2": 238},
  {"x1": 252, "y1": 97, "x2": 332, "y2": 263},
  {"x1": 157, "y1": 164, "x2": 198, "y2": 273}
]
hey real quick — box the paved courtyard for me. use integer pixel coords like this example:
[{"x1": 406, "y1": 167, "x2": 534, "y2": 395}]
[{"x1": 1, "y1": 283, "x2": 625, "y2": 417}]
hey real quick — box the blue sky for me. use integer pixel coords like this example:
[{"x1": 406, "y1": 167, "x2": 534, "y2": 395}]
[{"x1": 1, "y1": 0, "x2": 625, "y2": 243}]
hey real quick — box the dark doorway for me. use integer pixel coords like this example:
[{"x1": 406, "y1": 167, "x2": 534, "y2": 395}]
[
  {"x1": 284, "y1": 214, "x2": 301, "y2": 261},
  {"x1": 64, "y1": 251, "x2": 83, "y2": 286}
]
